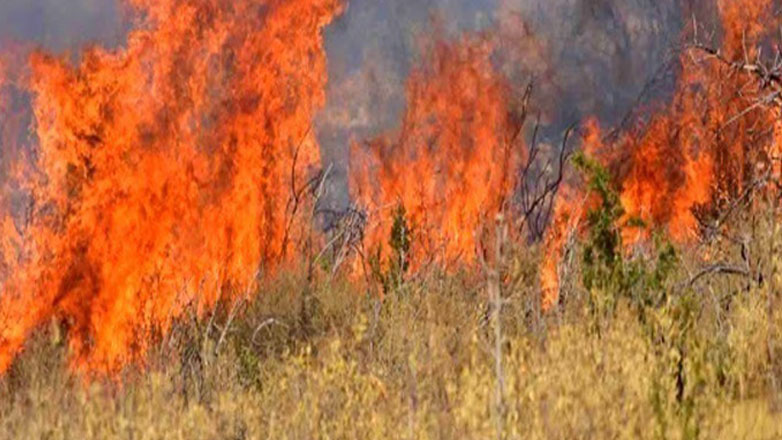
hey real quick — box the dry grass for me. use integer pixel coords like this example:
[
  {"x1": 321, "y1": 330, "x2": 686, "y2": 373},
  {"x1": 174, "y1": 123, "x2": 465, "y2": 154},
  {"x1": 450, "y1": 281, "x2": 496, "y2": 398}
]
[{"x1": 1, "y1": 231, "x2": 782, "y2": 440}]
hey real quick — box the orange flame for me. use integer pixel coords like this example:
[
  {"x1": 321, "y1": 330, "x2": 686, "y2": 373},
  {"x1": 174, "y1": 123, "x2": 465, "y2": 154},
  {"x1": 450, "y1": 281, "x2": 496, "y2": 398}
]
[
  {"x1": 3, "y1": 0, "x2": 780, "y2": 371},
  {"x1": 541, "y1": 0, "x2": 779, "y2": 310},
  {"x1": 350, "y1": 36, "x2": 523, "y2": 270},
  {"x1": 0, "y1": 0, "x2": 341, "y2": 375},
  {"x1": 540, "y1": 185, "x2": 582, "y2": 310},
  {"x1": 719, "y1": 0, "x2": 772, "y2": 58}
]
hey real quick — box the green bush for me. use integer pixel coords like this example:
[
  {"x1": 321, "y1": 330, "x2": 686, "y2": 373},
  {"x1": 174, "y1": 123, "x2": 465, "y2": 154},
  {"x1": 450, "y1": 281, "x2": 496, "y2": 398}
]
[{"x1": 369, "y1": 204, "x2": 414, "y2": 295}]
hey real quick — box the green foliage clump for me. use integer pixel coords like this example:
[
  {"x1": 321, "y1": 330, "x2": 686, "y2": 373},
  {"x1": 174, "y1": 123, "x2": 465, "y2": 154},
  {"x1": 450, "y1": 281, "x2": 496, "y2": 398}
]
[
  {"x1": 369, "y1": 204, "x2": 414, "y2": 295},
  {"x1": 572, "y1": 151, "x2": 744, "y2": 439},
  {"x1": 573, "y1": 152, "x2": 677, "y2": 324}
]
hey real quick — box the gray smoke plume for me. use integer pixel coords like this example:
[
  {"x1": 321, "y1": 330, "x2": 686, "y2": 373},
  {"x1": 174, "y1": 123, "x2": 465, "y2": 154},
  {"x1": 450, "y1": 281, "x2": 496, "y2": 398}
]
[
  {"x1": 0, "y1": 0, "x2": 125, "y2": 50},
  {"x1": 497, "y1": 0, "x2": 684, "y2": 130}
]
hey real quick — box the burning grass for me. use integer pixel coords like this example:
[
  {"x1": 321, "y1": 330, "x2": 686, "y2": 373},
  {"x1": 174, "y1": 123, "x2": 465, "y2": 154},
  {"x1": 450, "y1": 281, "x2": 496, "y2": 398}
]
[
  {"x1": 3, "y1": 0, "x2": 782, "y2": 437},
  {"x1": 2, "y1": 232, "x2": 782, "y2": 439},
  {"x1": 0, "y1": 0, "x2": 341, "y2": 375}
]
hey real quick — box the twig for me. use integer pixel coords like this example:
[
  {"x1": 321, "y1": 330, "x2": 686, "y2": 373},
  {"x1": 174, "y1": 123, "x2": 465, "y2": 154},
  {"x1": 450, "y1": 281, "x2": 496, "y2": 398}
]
[
  {"x1": 687, "y1": 264, "x2": 751, "y2": 288},
  {"x1": 213, "y1": 294, "x2": 248, "y2": 359},
  {"x1": 251, "y1": 318, "x2": 289, "y2": 346},
  {"x1": 520, "y1": 123, "x2": 575, "y2": 240}
]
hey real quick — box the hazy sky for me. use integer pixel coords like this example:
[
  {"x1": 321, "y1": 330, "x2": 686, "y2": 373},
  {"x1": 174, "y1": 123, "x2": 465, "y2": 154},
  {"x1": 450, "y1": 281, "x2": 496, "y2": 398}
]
[{"x1": 0, "y1": 0, "x2": 126, "y2": 50}]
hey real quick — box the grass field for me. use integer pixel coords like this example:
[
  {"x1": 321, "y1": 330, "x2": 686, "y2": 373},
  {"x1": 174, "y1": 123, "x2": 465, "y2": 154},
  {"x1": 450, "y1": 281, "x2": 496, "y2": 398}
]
[{"x1": 2, "y1": 212, "x2": 782, "y2": 440}]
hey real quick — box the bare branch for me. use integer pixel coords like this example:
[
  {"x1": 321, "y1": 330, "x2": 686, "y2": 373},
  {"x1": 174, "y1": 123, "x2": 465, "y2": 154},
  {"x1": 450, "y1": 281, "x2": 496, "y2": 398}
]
[{"x1": 687, "y1": 263, "x2": 751, "y2": 288}]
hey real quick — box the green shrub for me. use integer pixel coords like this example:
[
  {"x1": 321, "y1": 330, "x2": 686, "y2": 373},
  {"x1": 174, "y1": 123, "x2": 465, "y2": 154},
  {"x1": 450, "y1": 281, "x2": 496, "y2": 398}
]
[{"x1": 369, "y1": 204, "x2": 414, "y2": 295}]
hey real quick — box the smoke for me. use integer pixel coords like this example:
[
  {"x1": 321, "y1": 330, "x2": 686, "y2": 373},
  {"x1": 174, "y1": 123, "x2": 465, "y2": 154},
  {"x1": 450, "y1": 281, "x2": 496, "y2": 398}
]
[
  {"x1": 497, "y1": 0, "x2": 684, "y2": 129},
  {"x1": 0, "y1": 0, "x2": 125, "y2": 50}
]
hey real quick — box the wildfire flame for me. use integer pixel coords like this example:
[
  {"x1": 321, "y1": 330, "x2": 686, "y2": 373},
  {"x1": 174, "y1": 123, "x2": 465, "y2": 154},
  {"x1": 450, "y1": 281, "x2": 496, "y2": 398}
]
[
  {"x1": 541, "y1": 0, "x2": 780, "y2": 310},
  {"x1": 2, "y1": 0, "x2": 781, "y2": 375},
  {"x1": 0, "y1": 0, "x2": 340, "y2": 375},
  {"x1": 350, "y1": 36, "x2": 523, "y2": 271}
]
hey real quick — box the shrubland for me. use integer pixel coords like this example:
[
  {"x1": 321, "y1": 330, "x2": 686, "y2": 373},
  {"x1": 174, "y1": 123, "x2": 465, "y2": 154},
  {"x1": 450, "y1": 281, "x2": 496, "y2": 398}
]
[{"x1": 2, "y1": 163, "x2": 782, "y2": 440}]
